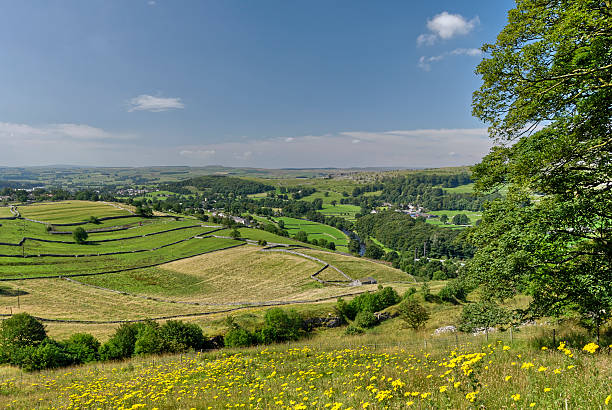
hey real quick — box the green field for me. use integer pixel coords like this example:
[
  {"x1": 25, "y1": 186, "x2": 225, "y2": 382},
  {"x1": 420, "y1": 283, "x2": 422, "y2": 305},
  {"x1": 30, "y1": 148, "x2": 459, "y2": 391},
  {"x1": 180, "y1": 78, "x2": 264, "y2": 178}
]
[
  {"x1": 427, "y1": 210, "x2": 482, "y2": 227},
  {"x1": 0, "y1": 207, "x2": 13, "y2": 218},
  {"x1": 441, "y1": 183, "x2": 475, "y2": 193},
  {"x1": 17, "y1": 201, "x2": 131, "y2": 223},
  {"x1": 275, "y1": 216, "x2": 349, "y2": 251},
  {"x1": 320, "y1": 203, "x2": 361, "y2": 221}
]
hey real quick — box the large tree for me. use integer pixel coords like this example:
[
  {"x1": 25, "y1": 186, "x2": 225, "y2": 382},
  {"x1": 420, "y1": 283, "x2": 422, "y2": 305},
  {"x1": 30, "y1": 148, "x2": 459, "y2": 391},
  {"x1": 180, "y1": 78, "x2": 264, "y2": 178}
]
[{"x1": 469, "y1": 0, "x2": 611, "y2": 333}]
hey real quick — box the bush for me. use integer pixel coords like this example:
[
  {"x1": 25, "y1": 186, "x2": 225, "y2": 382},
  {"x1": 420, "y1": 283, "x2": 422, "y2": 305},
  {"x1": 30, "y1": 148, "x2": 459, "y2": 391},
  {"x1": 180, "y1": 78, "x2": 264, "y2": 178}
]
[
  {"x1": 459, "y1": 301, "x2": 510, "y2": 333},
  {"x1": 64, "y1": 333, "x2": 100, "y2": 363},
  {"x1": 19, "y1": 339, "x2": 74, "y2": 372},
  {"x1": 438, "y1": 280, "x2": 468, "y2": 304},
  {"x1": 432, "y1": 270, "x2": 448, "y2": 280},
  {"x1": 335, "y1": 287, "x2": 400, "y2": 321},
  {"x1": 134, "y1": 321, "x2": 164, "y2": 356},
  {"x1": 73, "y1": 227, "x2": 88, "y2": 244},
  {"x1": 402, "y1": 288, "x2": 417, "y2": 300},
  {"x1": 87, "y1": 216, "x2": 100, "y2": 224},
  {"x1": 224, "y1": 328, "x2": 256, "y2": 348},
  {"x1": 99, "y1": 323, "x2": 141, "y2": 361},
  {"x1": 398, "y1": 299, "x2": 430, "y2": 330},
  {"x1": 0, "y1": 313, "x2": 47, "y2": 355},
  {"x1": 159, "y1": 321, "x2": 208, "y2": 352},
  {"x1": 259, "y1": 308, "x2": 303, "y2": 344},
  {"x1": 354, "y1": 311, "x2": 377, "y2": 329},
  {"x1": 344, "y1": 324, "x2": 364, "y2": 335}
]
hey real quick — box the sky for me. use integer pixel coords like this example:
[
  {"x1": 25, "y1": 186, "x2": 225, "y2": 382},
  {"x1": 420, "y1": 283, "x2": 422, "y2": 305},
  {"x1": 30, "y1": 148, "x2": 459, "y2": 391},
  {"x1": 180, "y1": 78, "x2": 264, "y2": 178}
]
[{"x1": 0, "y1": 0, "x2": 515, "y2": 168}]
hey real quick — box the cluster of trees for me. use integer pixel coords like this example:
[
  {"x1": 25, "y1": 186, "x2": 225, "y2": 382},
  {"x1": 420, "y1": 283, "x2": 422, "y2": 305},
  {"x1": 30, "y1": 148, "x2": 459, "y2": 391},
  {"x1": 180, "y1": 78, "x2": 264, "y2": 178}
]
[
  {"x1": 163, "y1": 176, "x2": 273, "y2": 196},
  {"x1": 356, "y1": 211, "x2": 474, "y2": 259},
  {"x1": 375, "y1": 173, "x2": 496, "y2": 211},
  {"x1": 0, "y1": 314, "x2": 210, "y2": 371},
  {"x1": 224, "y1": 308, "x2": 304, "y2": 348},
  {"x1": 0, "y1": 187, "x2": 117, "y2": 204},
  {"x1": 336, "y1": 286, "x2": 400, "y2": 322}
]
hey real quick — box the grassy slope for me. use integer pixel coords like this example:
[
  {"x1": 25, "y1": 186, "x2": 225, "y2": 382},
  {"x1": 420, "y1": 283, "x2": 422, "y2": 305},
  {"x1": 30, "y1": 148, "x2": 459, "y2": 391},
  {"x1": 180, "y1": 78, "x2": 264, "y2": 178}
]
[
  {"x1": 17, "y1": 201, "x2": 131, "y2": 223},
  {"x1": 275, "y1": 216, "x2": 349, "y2": 251},
  {"x1": 0, "y1": 207, "x2": 13, "y2": 218},
  {"x1": 1, "y1": 317, "x2": 609, "y2": 409},
  {"x1": 300, "y1": 249, "x2": 413, "y2": 283},
  {"x1": 0, "y1": 237, "x2": 240, "y2": 278}
]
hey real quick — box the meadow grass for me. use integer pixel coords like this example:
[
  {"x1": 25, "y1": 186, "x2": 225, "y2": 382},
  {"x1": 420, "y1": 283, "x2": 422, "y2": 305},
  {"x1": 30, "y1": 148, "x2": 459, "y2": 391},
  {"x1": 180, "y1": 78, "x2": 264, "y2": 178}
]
[
  {"x1": 17, "y1": 201, "x2": 131, "y2": 223},
  {"x1": 299, "y1": 249, "x2": 413, "y2": 283},
  {"x1": 0, "y1": 317, "x2": 609, "y2": 409},
  {"x1": 319, "y1": 203, "x2": 361, "y2": 221},
  {"x1": 0, "y1": 207, "x2": 13, "y2": 218},
  {"x1": 441, "y1": 183, "x2": 475, "y2": 194},
  {"x1": 427, "y1": 210, "x2": 482, "y2": 227},
  {"x1": 0, "y1": 236, "x2": 240, "y2": 278},
  {"x1": 214, "y1": 227, "x2": 304, "y2": 246},
  {"x1": 275, "y1": 217, "x2": 349, "y2": 251}
]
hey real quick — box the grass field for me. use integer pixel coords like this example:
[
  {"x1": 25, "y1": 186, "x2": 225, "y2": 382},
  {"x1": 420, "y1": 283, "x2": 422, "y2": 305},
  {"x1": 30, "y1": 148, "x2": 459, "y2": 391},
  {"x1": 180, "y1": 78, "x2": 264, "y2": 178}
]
[
  {"x1": 17, "y1": 201, "x2": 131, "y2": 223},
  {"x1": 441, "y1": 183, "x2": 475, "y2": 193},
  {"x1": 300, "y1": 249, "x2": 413, "y2": 283},
  {"x1": 0, "y1": 207, "x2": 13, "y2": 218},
  {"x1": 275, "y1": 217, "x2": 349, "y2": 251},
  {"x1": 0, "y1": 236, "x2": 240, "y2": 279},
  {"x1": 2, "y1": 316, "x2": 609, "y2": 409},
  {"x1": 427, "y1": 210, "x2": 482, "y2": 227},
  {"x1": 214, "y1": 227, "x2": 305, "y2": 246}
]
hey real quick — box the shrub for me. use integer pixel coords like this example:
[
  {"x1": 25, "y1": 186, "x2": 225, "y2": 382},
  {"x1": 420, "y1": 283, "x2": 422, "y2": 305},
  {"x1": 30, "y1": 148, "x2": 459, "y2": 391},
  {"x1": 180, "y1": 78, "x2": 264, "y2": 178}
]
[
  {"x1": 336, "y1": 287, "x2": 400, "y2": 321},
  {"x1": 459, "y1": 301, "x2": 510, "y2": 333},
  {"x1": 344, "y1": 324, "x2": 364, "y2": 335},
  {"x1": 87, "y1": 216, "x2": 100, "y2": 224},
  {"x1": 134, "y1": 321, "x2": 164, "y2": 356},
  {"x1": 354, "y1": 311, "x2": 377, "y2": 329},
  {"x1": 224, "y1": 328, "x2": 256, "y2": 348},
  {"x1": 402, "y1": 288, "x2": 417, "y2": 300},
  {"x1": 19, "y1": 339, "x2": 74, "y2": 372},
  {"x1": 99, "y1": 323, "x2": 141, "y2": 361},
  {"x1": 438, "y1": 280, "x2": 468, "y2": 304},
  {"x1": 73, "y1": 227, "x2": 88, "y2": 244},
  {"x1": 432, "y1": 270, "x2": 448, "y2": 280},
  {"x1": 159, "y1": 321, "x2": 207, "y2": 352},
  {"x1": 398, "y1": 299, "x2": 430, "y2": 330},
  {"x1": 259, "y1": 308, "x2": 303, "y2": 344},
  {"x1": 64, "y1": 333, "x2": 100, "y2": 363},
  {"x1": 0, "y1": 313, "x2": 47, "y2": 354}
]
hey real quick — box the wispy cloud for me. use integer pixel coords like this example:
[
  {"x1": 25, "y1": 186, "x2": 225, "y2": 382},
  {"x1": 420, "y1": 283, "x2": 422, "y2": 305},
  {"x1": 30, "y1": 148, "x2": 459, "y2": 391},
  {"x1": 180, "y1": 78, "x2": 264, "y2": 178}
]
[
  {"x1": 417, "y1": 11, "x2": 479, "y2": 46},
  {"x1": 127, "y1": 94, "x2": 184, "y2": 112},
  {"x1": 176, "y1": 128, "x2": 492, "y2": 168},
  {"x1": 418, "y1": 47, "x2": 482, "y2": 71}
]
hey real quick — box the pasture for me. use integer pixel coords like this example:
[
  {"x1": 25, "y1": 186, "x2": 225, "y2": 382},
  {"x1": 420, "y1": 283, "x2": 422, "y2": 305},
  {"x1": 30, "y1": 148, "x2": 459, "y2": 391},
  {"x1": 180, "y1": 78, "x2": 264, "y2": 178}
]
[
  {"x1": 300, "y1": 249, "x2": 413, "y2": 283},
  {"x1": 275, "y1": 216, "x2": 349, "y2": 251},
  {"x1": 16, "y1": 201, "x2": 131, "y2": 223},
  {"x1": 0, "y1": 207, "x2": 13, "y2": 218},
  {"x1": 427, "y1": 210, "x2": 482, "y2": 227},
  {"x1": 2, "y1": 319, "x2": 609, "y2": 409}
]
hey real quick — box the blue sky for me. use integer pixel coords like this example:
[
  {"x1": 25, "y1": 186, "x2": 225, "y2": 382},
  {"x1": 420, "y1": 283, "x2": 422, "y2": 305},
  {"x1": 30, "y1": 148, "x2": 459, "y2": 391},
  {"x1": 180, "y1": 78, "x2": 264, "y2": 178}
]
[{"x1": 0, "y1": 0, "x2": 515, "y2": 168}]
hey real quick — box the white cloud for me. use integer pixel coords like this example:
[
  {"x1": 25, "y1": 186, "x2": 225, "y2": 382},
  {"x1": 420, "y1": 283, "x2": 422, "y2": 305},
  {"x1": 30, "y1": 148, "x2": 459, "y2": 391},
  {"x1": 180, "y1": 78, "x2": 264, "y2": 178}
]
[
  {"x1": 179, "y1": 149, "x2": 216, "y2": 158},
  {"x1": 417, "y1": 11, "x2": 479, "y2": 46},
  {"x1": 175, "y1": 128, "x2": 492, "y2": 168},
  {"x1": 127, "y1": 94, "x2": 184, "y2": 112},
  {"x1": 0, "y1": 121, "x2": 139, "y2": 166},
  {"x1": 451, "y1": 48, "x2": 482, "y2": 56},
  {"x1": 418, "y1": 47, "x2": 482, "y2": 71},
  {"x1": 416, "y1": 33, "x2": 437, "y2": 47}
]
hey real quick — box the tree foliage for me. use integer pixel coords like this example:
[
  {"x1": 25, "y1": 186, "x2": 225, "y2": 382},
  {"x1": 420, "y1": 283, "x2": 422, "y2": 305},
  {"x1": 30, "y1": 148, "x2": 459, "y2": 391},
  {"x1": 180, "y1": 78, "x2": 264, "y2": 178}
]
[
  {"x1": 470, "y1": 0, "x2": 612, "y2": 326},
  {"x1": 72, "y1": 227, "x2": 88, "y2": 244}
]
